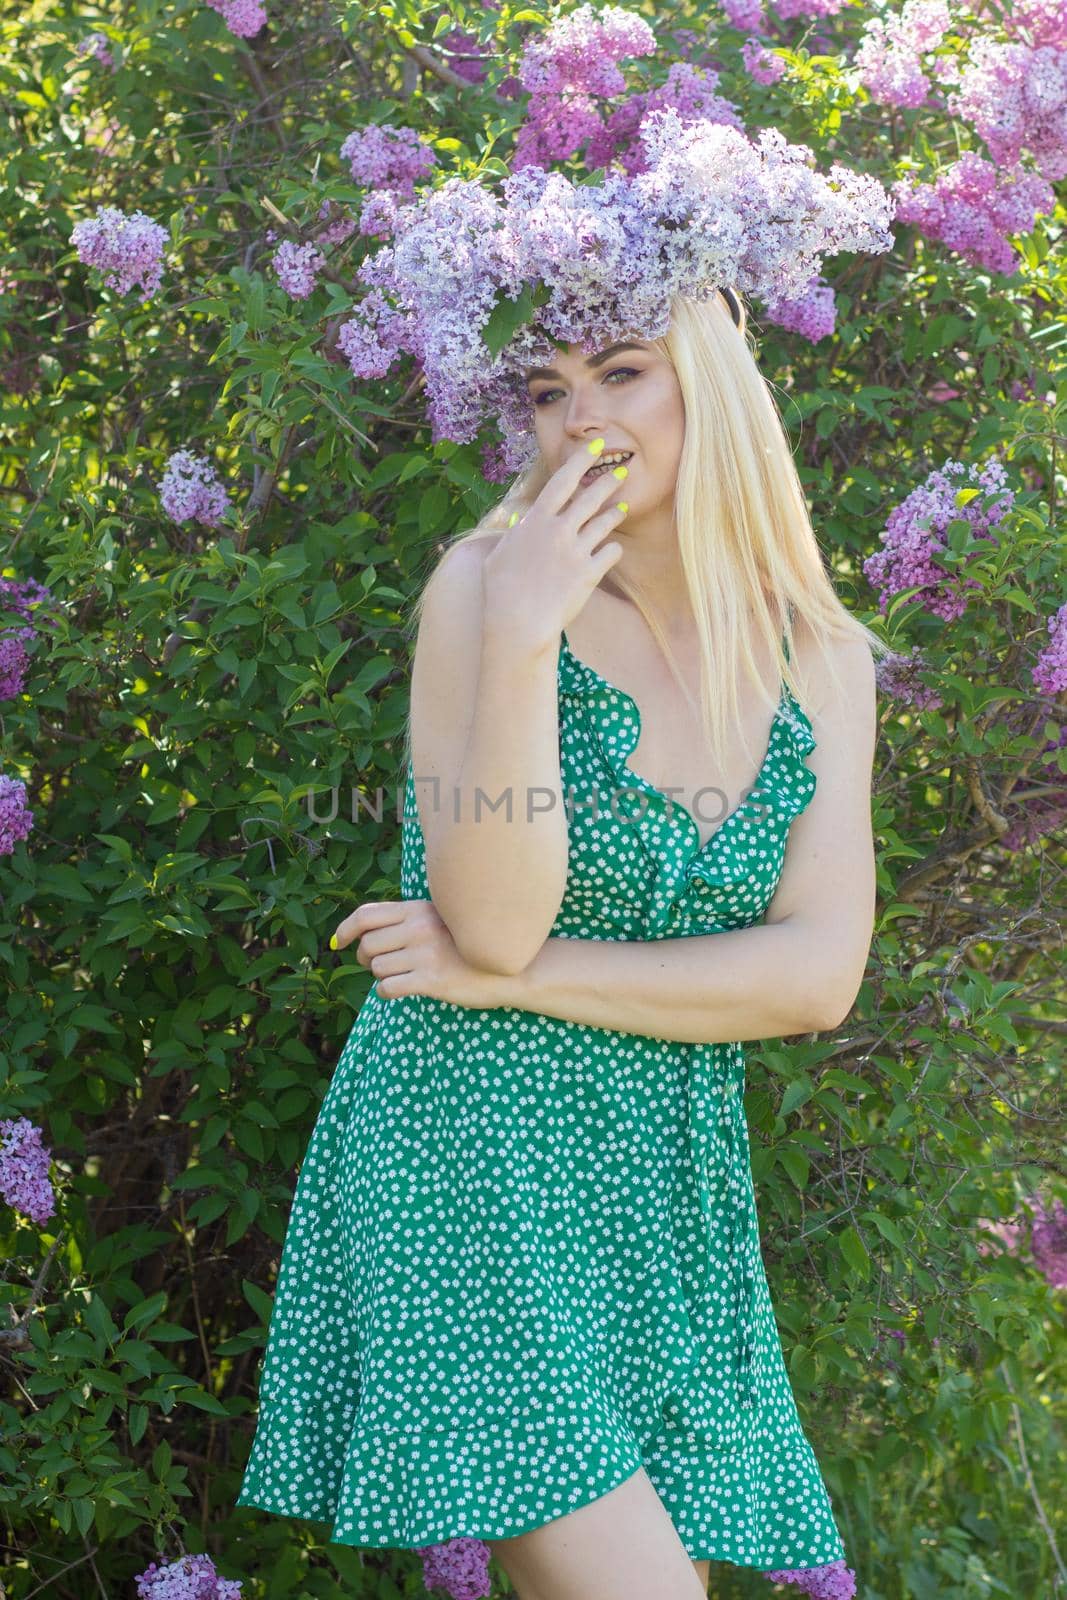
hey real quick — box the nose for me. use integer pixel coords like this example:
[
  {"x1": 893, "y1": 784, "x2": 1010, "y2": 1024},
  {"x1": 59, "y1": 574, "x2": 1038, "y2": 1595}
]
[{"x1": 561, "y1": 386, "x2": 607, "y2": 442}]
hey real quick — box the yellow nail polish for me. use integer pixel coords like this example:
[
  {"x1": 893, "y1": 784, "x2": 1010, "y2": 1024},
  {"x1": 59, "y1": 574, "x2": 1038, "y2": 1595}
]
[
  {"x1": 329, "y1": 935, "x2": 338, "y2": 950},
  {"x1": 507, "y1": 511, "x2": 519, "y2": 526},
  {"x1": 616, "y1": 501, "x2": 628, "y2": 515},
  {"x1": 612, "y1": 464, "x2": 628, "y2": 479},
  {"x1": 587, "y1": 437, "x2": 605, "y2": 456}
]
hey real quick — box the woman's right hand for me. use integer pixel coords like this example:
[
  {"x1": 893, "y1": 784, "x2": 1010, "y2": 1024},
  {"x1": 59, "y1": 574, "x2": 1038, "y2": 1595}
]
[{"x1": 481, "y1": 439, "x2": 629, "y2": 656}]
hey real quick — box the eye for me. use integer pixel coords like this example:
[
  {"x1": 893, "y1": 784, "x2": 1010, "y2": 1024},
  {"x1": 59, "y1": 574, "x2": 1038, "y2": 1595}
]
[{"x1": 531, "y1": 367, "x2": 641, "y2": 407}]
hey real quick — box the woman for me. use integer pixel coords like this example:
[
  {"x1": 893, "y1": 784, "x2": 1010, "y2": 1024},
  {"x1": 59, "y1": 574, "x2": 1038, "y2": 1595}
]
[{"x1": 237, "y1": 285, "x2": 883, "y2": 1598}]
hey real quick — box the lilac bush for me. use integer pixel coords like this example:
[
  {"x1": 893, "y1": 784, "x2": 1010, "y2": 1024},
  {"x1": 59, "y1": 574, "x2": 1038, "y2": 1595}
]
[{"x1": 4, "y1": 1, "x2": 1064, "y2": 1597}]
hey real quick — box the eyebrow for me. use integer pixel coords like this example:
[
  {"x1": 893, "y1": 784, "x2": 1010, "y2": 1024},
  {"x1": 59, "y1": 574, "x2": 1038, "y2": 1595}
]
[{"x1": 524, "y1": 342, "x2": 649, "y2": 385}]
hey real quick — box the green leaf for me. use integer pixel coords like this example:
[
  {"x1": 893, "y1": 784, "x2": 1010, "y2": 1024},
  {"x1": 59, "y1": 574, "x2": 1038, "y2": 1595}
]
[
  {"x1": 839, "y1": 1224, "x2": 871, "y2": 1280},
  {"x1": 482, "y1": 284, "x2": 536, "y2": 357}
]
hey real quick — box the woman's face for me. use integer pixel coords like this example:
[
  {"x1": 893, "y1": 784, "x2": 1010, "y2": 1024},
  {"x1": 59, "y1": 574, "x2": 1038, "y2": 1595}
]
[{"x1": 523, "y1": 337, "x2": 686, "y2": 519}]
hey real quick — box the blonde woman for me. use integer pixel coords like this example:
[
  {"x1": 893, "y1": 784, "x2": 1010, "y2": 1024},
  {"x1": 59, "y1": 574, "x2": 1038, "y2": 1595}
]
[{"x1": 239, "y1": 286, "x2": 885, "y2": 1600}]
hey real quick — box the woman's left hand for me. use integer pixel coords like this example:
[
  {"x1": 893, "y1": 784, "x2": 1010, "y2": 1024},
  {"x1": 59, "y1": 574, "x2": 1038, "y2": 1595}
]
[{"x1": 329, "y1": 899, "x2": 503, "y2": 1009}]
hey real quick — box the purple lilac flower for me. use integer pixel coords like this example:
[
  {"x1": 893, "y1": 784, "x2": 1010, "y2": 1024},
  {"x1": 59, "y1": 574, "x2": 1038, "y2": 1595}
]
[
  {"x1": 340, "y1": 106, "x2": 894, "y2": 467},
  {"x1": 70, "y1": 204, "x2": 169, "y2": 301},
  {"x1": 852, "y1": 0, "x2": 953, "y2": 110},
  {"x1": 135, "y1": 1553, "x2": 243, "y2": 1600},
  {"x1": 948, "y1": 38, "x2": 1067, "y2": 183},
  {"x1": 762, "y1": 279, "x2": 836, "y2": 341},
  {"x1": 415, "y1": 1538, "x2": 491, "y2": 1600},
  {"x1": 1003, "y1": 0, "x2": 1067, "y2": 49},
  {"x1": 722, "y1": 0, "x2": 768, "y2": 30},
  {"x1": 774, "y1": 0, "x2": 849, "y2": 17},
  {"x1": 742, "y1": 37, "x2": 787, "y2": 84},
  {"x1": 480, "y1": 439, "x2": 512, "y2": 483},
  {"x1": 0, "y1": 630, "x2": 33, "y2": 698},
  {"x1": 315, "y1": 199, "x2": 357, "y2": 247},
  {"x1": 0, "y1": 1117, "x2": 55, "y2": 1225},
  {"x1": 875, "y1": 645, "x2": 943, "y2": 710},
  {"x1": 0, "y1": 774, "x2": 33, "y2": 856},
  {"x1": 514, "y1": 3, "x2": 657, "y2": 170},
  {"x1": 863, "y1": 457, "x2": 1014, "y2": 621},
  {"x1": 435, "y1": 26, "x2": 491, "y2": 84},
  {"x1": 204, "y1": 0, "x2": 267, "y2": 38},
  {"x1": 0, "y1": 576, "x2": 55, "y2": 627},
  {"x1": 74, "y1": 31, "x2": 116, "y2": 68},
  {"x1": 891, "y1": 152, "x2": 1055, "y2": 276},
  {"x1": 271, "y1": 239, "x2": 324, "y2": 300},
  {"x1": 340, "y1": 123, "x2": 437, "y2": 199},
  {"x1": 1032, "y1": 602, "x2": 1067, "y2": 694},
  {"x1": 1031, "y1": 1197, "x2": 1067, "y2": 1289},
  {"x1": 762, "y1": 1559, "x2": 857, "y2": 1597},
  {"x1": 585, "y1": 61, "x2": 745, "y2": 175},
  {"x1": 358, "y1": 190, "x2": 403, "y2": 241},
  {"x1": 158, "y1": 450, "x2": 231, "y2": 528}
]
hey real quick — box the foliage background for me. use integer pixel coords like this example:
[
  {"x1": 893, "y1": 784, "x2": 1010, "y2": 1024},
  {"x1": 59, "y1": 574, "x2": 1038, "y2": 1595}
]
[{"x1": 0, "y1": 1, "x2": 1064, "y2": 1597}]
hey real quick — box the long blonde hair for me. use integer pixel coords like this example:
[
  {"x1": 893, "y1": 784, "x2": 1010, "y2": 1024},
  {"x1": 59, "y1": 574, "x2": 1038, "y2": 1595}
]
[{"x1": 403, "y1": 288, "x2": 891, "y2": 775}]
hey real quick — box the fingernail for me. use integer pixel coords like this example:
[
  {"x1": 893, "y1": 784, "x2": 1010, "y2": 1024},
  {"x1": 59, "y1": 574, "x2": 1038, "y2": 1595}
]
[
  {"x1": 587, "y1": 437, "x2": 605, "y2": 456},
  {"x1": 612, "y1": 464, "x2": 628, "y2": 479},
  {"x1": 507, "y1": 511, "x2": 519, "y2": 526},
  {"x1": 329, "y1": 935, "x2": 338, "y2": 950},
  {"x1": 616, "y1": 501, "x2": 628, "y2": 515}
]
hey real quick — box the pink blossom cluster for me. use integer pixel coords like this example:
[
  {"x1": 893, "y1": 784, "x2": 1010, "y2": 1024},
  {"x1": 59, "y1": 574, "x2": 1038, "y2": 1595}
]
[
  {"x1": 584, "y1": 61, "x2": 745, "y2": 176},
  {"x1": 74, "y1": 31, "x2": 116, "y2": 68},
  {"x1": 271, "y1": 239, "x2": 324, "y2": 300},
  {"x1": 874, "y1": 644, "x2": 944, "y2": 710},
  {"x1": 70, "y1": 204, "x2": 169, "y2": 301},
  {"x1": 863, "y1": 457, "x2": 1014, "y2": 622},
  {"x1": 340, "y1": 107, "x2": 894, "y2": 469},
  {"x1": 0, "y1": 576, "x2": 55, "y2": 700},
  {"x1": 158, "y1": 450, "x2": 231, "y2": 528},
  {"x1": 1033, "y1": 602, "x2": 1067, "y2": 695},
  {"x1": 0, "y1": 1116, "x2": 55, "y2": 1224},
  {"x1": 852, "y1": 0, "x2": 954, "y2": 109},
  {"x1": 947, "y1": 37, "x2": 1067, "y2": 183},
  {"x1": 136, "y1": 1553, "x2": 243, "y2": 1600},
  {"x1": 513, "y1": 3, "x2": 657, "y2": 170},
  {"x1": 741, "y1": 38, "x2": 787, "y2": 84},
  {"x1": 204, "y1": 0, "x2": 266, "y2": 39},
  {"x1": 891, "y1": 150, "x2": 1055, "y2": 276}
]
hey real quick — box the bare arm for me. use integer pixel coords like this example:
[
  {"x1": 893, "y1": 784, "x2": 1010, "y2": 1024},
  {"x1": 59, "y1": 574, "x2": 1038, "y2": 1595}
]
[
  {"x1": 409, "y1": 445, "x2": 628, "y2": 976},
  {"x1": 408, "y1": 541, "x2": 570, "y2": 976},
  {"x1": 482, "y1": 628, "x2": 879, "y2": 1042}
]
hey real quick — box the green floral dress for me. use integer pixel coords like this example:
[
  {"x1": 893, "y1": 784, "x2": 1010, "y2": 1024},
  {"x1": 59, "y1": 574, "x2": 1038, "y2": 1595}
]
[{"x1": 237, "y1": 627, "x2": 853, "y2": 1584}]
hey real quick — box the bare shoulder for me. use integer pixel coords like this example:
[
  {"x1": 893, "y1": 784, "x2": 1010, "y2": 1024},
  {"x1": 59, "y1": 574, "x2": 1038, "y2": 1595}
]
[{"x1": 791, "y1": 611, "x2": 878, "y2": 762}]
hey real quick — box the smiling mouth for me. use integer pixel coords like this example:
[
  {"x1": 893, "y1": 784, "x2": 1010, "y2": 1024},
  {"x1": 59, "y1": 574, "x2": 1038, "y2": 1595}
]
[{"x1": 580, "y1": 450, "x2": 634, "y2": 485}]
